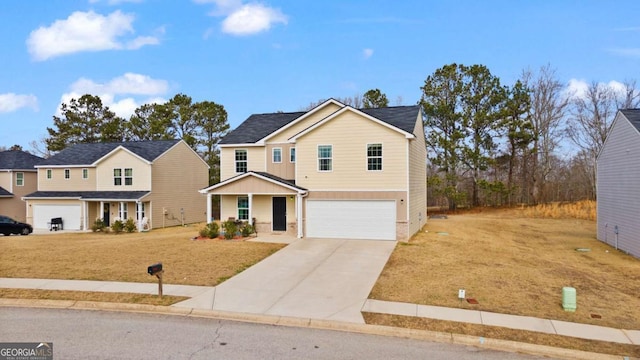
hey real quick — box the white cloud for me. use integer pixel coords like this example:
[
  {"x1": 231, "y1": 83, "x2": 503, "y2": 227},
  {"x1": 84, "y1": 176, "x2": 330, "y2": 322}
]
[
  {"x1": 363, "y1": 48, "x2": 374, "y2": 59},
  {"x1": 27, "y1": 10, "x2": 159, "y2": 61},
  {"x1": 565, "y1": 79, "x2": 636, "y2": 100},
  {"x1": 89, "y1": 0, "x2": 144, "y2": 4},
  {"x1": 0, "y1": 93, "x2": 38, "y2": 113},
  {"x1": 608, "y1": 47, "x2": 640, "y2": 58},
  {"x1": 59, "y1": 73, "x2": 169, "y2": 119},
  {"x1": 196, "y1": 1, "x2": 287, "y2": 36}
]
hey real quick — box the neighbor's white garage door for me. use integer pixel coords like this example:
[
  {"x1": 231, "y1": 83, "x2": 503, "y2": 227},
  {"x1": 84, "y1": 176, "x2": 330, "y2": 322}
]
[
  {"x1": 306, "y1": 200, "x2": 396, "y2": 240},
  {"x1": 33, "y1": 204, "x2": 82, "y2": 230}
]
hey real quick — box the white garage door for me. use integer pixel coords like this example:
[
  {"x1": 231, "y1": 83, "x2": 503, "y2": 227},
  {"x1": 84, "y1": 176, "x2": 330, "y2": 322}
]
[
  {"x1": 33, "y1": 204, "x2": 82, "y2": 230},
  {"x1": 306, "y1": 200, "x2": 396, "y2": 240}
]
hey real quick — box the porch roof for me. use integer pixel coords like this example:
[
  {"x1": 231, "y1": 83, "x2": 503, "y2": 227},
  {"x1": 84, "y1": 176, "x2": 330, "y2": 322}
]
[
  {"x1": 23, "y1": 191, "x2": 151, "y2": 201},
  {"x1": 200, "y1": 171, "x2": 307, "y2": 195},
  {"x1": 0, "y1": 186, "x2": 12, "y2": 197}
]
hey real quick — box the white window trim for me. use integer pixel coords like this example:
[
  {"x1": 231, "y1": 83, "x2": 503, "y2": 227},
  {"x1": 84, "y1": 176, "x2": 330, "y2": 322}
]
[
  {"x1": 46, "y1": 169, "x2": 52, "y2": 180},
  {"x1": 366, "y1": 143, "x2": 383, "y2": 172},
  {"x1": 317, "y1": 144, "x2": 333, "y2": 172},
  {"x1": 82, "y1": 168, "x2": 89, "y2": 180},
  {"x1": 290, "y1": 147, "x2": 296, "y2": 163},
  {"x1": 237, "y1": 196, "x2": 249, "y2": 221},
  {"x1": 114, "y1": 168, "x2": 122, "y2": 186},
  {"x1": 64, "y1": 168, "x2": 71, "y2": 180},
  {"x1": 124, "y1": 168, "x2": 133, "y2": 186},
  {"x1": 235, "y1": 149, "x2": 248, "y2": 174},
  {"x1": 16, "y1": 172, "x2": 24, "y2": 186},
  {"x1": 272, "y1": 147, "x2": 282, "y2": 163}
]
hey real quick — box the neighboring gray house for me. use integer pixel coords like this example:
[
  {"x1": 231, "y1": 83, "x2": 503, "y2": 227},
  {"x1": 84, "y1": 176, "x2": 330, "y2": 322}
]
[{"x1": 596, "y1": 109, "x2": 640, "y2": 258}]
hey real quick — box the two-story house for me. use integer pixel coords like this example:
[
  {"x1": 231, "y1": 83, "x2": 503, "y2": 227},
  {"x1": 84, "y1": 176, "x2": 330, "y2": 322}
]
[
  {"x1": 200, "y1": 99, "x2": 427, "y2": 241},
  {"x1": 0, "y1": 150, "x2": 44, "y2": 222},
  {"x1": 23, "y1": 139, "x2": 208, "y2": 231}
]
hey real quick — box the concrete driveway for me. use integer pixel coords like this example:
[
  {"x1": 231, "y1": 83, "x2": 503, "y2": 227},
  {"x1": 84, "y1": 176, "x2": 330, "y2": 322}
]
[{"x1": 175, "y1": 238, "x2": 395, "y2": 323}]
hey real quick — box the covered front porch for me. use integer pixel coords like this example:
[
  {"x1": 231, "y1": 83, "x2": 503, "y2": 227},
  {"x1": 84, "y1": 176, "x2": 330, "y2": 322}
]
[{"x1": 200, "y1": 172, "x2": 308, "y2": 238}]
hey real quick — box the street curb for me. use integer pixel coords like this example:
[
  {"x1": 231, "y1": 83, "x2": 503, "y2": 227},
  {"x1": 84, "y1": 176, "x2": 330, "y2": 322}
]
[{"x1": 0, "y1": 299, "x2": 631, "y2": 360}]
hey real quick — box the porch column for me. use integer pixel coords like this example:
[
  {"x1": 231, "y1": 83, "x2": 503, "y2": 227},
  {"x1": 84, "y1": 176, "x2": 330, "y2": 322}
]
[
  {"x1": 207, "y1": 193, "x2": 213, "y2": 223},
  {"x1": 119, "y1": 201, "x2": 124, "y2": 219},
  {"x1": 83, "y1": 201, "x2": 88, "y2": 231},
  {"x1": 296, "y1": 193, "x2": 303, "y2": 238},
  {"x1": 100, "y1": 201, "x2": 104, "y2": 220},
  {"x1": 136, "y1": 202, "x2": 142, "y2": 231},
  {"x1": 248, "y1": 193, "x2": 253, "y2": 224}
]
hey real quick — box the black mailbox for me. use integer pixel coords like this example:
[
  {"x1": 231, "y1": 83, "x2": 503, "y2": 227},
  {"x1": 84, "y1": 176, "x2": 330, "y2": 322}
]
[{"x1": 147, "y1": 263, "x2": 163, "y2": 275}]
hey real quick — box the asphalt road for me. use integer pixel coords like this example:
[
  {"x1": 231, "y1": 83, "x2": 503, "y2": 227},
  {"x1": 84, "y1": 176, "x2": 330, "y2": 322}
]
[{"x1": 0, "y1": 307, "x2": 548, "y2": 359}]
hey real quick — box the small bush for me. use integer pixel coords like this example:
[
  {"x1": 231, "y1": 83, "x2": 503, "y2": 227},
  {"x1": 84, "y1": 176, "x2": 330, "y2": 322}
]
[
  {"x1": 222, "y1": 220, "x2": 238, "y2": 240},
  {"x1": 199, "y1": 222, "x2": 220, "y2": 238},
  {"x1": 124, "y1": 218, "x2": 137, "y2": 233},
  {"x1": 111, "y1": 220, "x2": 124, "y2": 234},
  {"x1": 91, "y1": 218, "x2": 106, "y2": 232},
  {"x1": 241, "y1": 223, "x2": 255, "y2": 237}
]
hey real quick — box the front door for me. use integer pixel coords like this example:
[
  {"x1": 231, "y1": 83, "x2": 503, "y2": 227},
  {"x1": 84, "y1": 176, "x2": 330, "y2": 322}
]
[
  {"x1": 103, "y1": 203, "x2": 110, "y2": 226},
  {"x1": 272, "y1": 197, "x2": 286, "y2": 231}
]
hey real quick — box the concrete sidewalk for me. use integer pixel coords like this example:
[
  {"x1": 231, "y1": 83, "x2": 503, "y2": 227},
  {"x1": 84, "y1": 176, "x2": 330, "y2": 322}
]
[{"x1": 1, "y1": 277, "x2": 638, "y2": 346}]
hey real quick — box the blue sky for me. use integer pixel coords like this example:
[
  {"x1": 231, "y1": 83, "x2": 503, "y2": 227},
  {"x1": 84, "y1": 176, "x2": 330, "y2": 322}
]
[{"x1": 1, "y1": 0, "x2": 639, "y2": 150}]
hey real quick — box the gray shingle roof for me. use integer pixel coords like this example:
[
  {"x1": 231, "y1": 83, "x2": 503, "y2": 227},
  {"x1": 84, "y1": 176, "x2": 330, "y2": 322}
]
[
  {"x1": 38, "y1": 140, "x2": 181, "y2": 166},
  {"x1": 23, "y1": 191, "x2": 150, "y2": 200},
  {"x1": 220, "y1": 105, "x2": 421, "y2": 145},
  {"x1": 621, "y1": 109, "x2": 640, "y2": 132},
  {"x1": 0, "y1": 150, "x2": 44, "y2": 170},
  {"x1": 0, "y1": 186, "x2": 13, "y2": 197},
  {"x1": 254, "y1": 171, "x2": 306, "y2": 191}
]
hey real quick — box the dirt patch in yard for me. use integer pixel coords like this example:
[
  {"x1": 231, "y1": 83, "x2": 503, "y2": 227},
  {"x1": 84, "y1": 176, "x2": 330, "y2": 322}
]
[{"x1": 0, "y1": 224, "x2": 285, "y2": 286}]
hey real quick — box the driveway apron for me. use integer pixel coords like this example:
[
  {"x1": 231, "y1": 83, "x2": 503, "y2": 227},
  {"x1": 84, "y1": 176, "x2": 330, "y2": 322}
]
[{"x1": 177, "y1": 238, "x2": 395, "y2": 323}]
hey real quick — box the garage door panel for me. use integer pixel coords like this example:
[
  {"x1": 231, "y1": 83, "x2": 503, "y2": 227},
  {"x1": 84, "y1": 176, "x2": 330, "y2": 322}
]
[
  {"x1": 33, "y1": 205, "x2": 82, "y2": 230},
  {"x1": 306, "y1": 200, "x2": 395, "y2": 240}
]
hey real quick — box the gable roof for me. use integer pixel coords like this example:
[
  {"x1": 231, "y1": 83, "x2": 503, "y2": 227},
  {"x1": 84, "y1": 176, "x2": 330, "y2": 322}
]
[
  {"x1": 23, "y1": 190, "x2": 150, "y2": 201},
  {"x1": 0, "y1": 150, "x2": 44, "y2": 171},
  {"x1": 37, "y1": 140, "x2": 181, "y2": 166},
  {"x1": 200, "y1": 170, "x2": 307, "y2": 194},
  {"x1": 220, "y1": 103, "x2": 421, "y2": 145},
  {"x1": 0, "y1": 186, "x2": 12, "y2": 197},
  {"x1": 621, "y1": 109, "x2": 640, "y2": 132}
]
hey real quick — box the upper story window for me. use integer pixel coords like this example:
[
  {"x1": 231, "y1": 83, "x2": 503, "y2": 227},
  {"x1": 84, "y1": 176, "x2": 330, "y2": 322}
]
[
  {"x1": 46, "y1": 169, "x2": 52, "y2": 180},
  {"x1": 272, "y1": 148, "x2": 282, "y2": 163},
  {"x1": 16, "y1": 172, "x2": 24, "y2": 186},
  {"x1": 114, "y1": 168, "x2": 133, "y2": 186},
  {"x1": 290, "y1": 148, "x2": 296, "y2": 163},
  {"x1": 367, "y1": 143, "x2": 383, "y2": 171},
  {"x1": 82, "y1": 168, "x2": 89, "y2": 180},
  {"x1": 114, "y1": 169, "x2": 122, "y2": 185},
  {"x1": 235, "y1": 150, "x2": 247, "y2": 173},
  {"x1": 124, "y1": 168, "x2": 133, "y2": 185},
  {"x1": 318, "y1": 145, "x2": 332, "y2": 171},
  {"x1": 64, "y1": 169, "x2": 70, "y2": 180}
]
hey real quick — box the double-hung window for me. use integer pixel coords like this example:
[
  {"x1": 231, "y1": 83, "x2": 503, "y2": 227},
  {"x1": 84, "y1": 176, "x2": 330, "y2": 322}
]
[
  {"x1": 272, "y1": 148, "x2": 282, "y2": 163},
  {"x1": 124, "y1": 168, "x2": 133, "y2": 185},
  {"x1": 318, "y1": 145, "x2": 332, "y2": 171},
  {"x1": 237, "y1": 196, "x2": 249, "y2": 220},
  {"x1": 16, "y1": 172, "x2": 24, "y2": 186},
  {"x1": 114, "y1": 169, "x2": 122, "y2": 186},
  {"x1": 82, "y1": 168, "x2": 89, "y2": 180},
  {"x1": 290, "y1": 148, "x2": 296, "y2": 163},
  {"x1": 64, "y1": 169, "x2": 70, "y2": 180},
  {"x1": 119, "y1": 203, "x2": 128, "y2": 219},
  {"x1": 235, "y1": 150, "x2": 247, "y2": 173},
  {"x1": 46, "y1": 169, "x2": 52, "y2": 179},
  {"x1": 367, "y1": 143, "x2": 383, "y2": 171}
]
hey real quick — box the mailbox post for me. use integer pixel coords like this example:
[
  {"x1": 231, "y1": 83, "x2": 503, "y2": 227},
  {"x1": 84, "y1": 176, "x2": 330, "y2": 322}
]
[{"x1": 147, "y1": 263, "x2": 164, "y2": 298}]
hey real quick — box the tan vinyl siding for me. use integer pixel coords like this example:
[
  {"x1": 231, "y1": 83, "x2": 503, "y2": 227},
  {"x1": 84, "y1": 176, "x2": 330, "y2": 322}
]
[
  {"x1": 0, "y1": 171, "x2": 38, "y2": 222},
  {"x1": 38, "y1": 168, "x2": 97, "y2": 191},
  {"x1": 0, "y1": 172, "x2": 10, "y2": 190},
  {"x1": 148, "y1": 141, "x2": 209, "y2": 228},
  {"x1": 96, "y1": 149, "x2": 151, "y2": 191},
  {"x1": 267, "y1": 102, "x2": 342, "y2": 143},
  {"x1": 266, "y1": 144, "x2": 295, "y2": 179},
  {"x1": 295, "y1": 111, "x2": 407, "y2": 190},
  {"x1": 408, "y1": 115, "x2": 427, "y2": 238},
  {"x1": 597, "y1": 113, "x2": 640, "y2": 258},
  {"x1": 220, "y1": 146, "x2": 266, "y2": 181}
]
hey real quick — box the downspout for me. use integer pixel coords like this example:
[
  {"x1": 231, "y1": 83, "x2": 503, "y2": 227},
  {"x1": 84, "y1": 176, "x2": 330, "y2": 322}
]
[{"x1": 297, "y1": 191, "x2": 309, "y2": 238}]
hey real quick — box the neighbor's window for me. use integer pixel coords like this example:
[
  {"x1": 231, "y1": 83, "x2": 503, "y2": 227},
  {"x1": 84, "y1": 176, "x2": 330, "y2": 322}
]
[
  {"x1": 114, "y1": 169, "x2": 122, "y2": 186},
  {"x1": 367, "y1": 143, "x2": 383, "y2": 171},
  {"x1": 235, "y1": 150, "x2": 247, "y2": 173},
  {"x1": 119, "y1": 202, "x2": 128, "y2": 219},
  {"x1": 273, "y1": 148, "x2": 282, "y2": 163},
  {"x1": 237, "y1": 196, "x2": 249, "y2": 220},
  {"x1": 290, "y1": 148, "x2": 296, "y2": 163},
  {"x1": 136, "y1": 203, "x2": 146, "y2": 220},
  {"x1": 318, "y1": 145, "x2": 332, "y2": 171},
  {"x1": 124, "y1": 168, "x2": 133, "y2": 185},
  {"x1": 64, "y1": 169, "x2": 70, "y2": 180},
  {"x1": 82, "y1": 168, "x2": 88, "y2": 179},
  {"x1": 16, "y1": 172, "x2": 24, "y2": 186},
  {"x1": 46, "y1": 169, "x2": 52, "y2": 180}
]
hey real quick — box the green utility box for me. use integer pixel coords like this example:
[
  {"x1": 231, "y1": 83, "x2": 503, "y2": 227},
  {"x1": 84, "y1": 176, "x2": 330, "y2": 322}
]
[{"x1": 562, "y1": 287, "x2": 577, "y2": 312}]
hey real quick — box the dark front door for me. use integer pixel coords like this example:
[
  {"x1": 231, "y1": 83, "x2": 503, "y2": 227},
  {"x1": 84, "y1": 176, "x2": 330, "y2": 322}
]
[
  {"x1": 272, "y1": 197, "x2": 286, "y2": 231},
  {"x1": 103, "y1": 203, "x2": 110, "y2": 226}
]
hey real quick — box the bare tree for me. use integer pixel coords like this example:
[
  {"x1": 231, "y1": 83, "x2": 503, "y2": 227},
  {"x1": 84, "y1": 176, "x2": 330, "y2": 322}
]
[
  {"x1": 521, "y1": 65, "x2": 569, "y2": 204},
  {"x1": 615, "y1": 79, "x2": 640, "y2": 109},
  {"x1": 28, "y1": 137, "x2": 53, "y2": 158}
]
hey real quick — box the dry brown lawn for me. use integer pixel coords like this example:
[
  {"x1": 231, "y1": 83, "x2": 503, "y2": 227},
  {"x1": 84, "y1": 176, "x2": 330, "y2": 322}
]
[
  {"x1": 0, "y1": 223, "x2": 284, "y2": 286},
  {"x1": 0, "y1": 289, "x2": 187, "y2": 306},
  {"x1": 367, "y1": 206, "x2": 640, "y2": 356}
]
